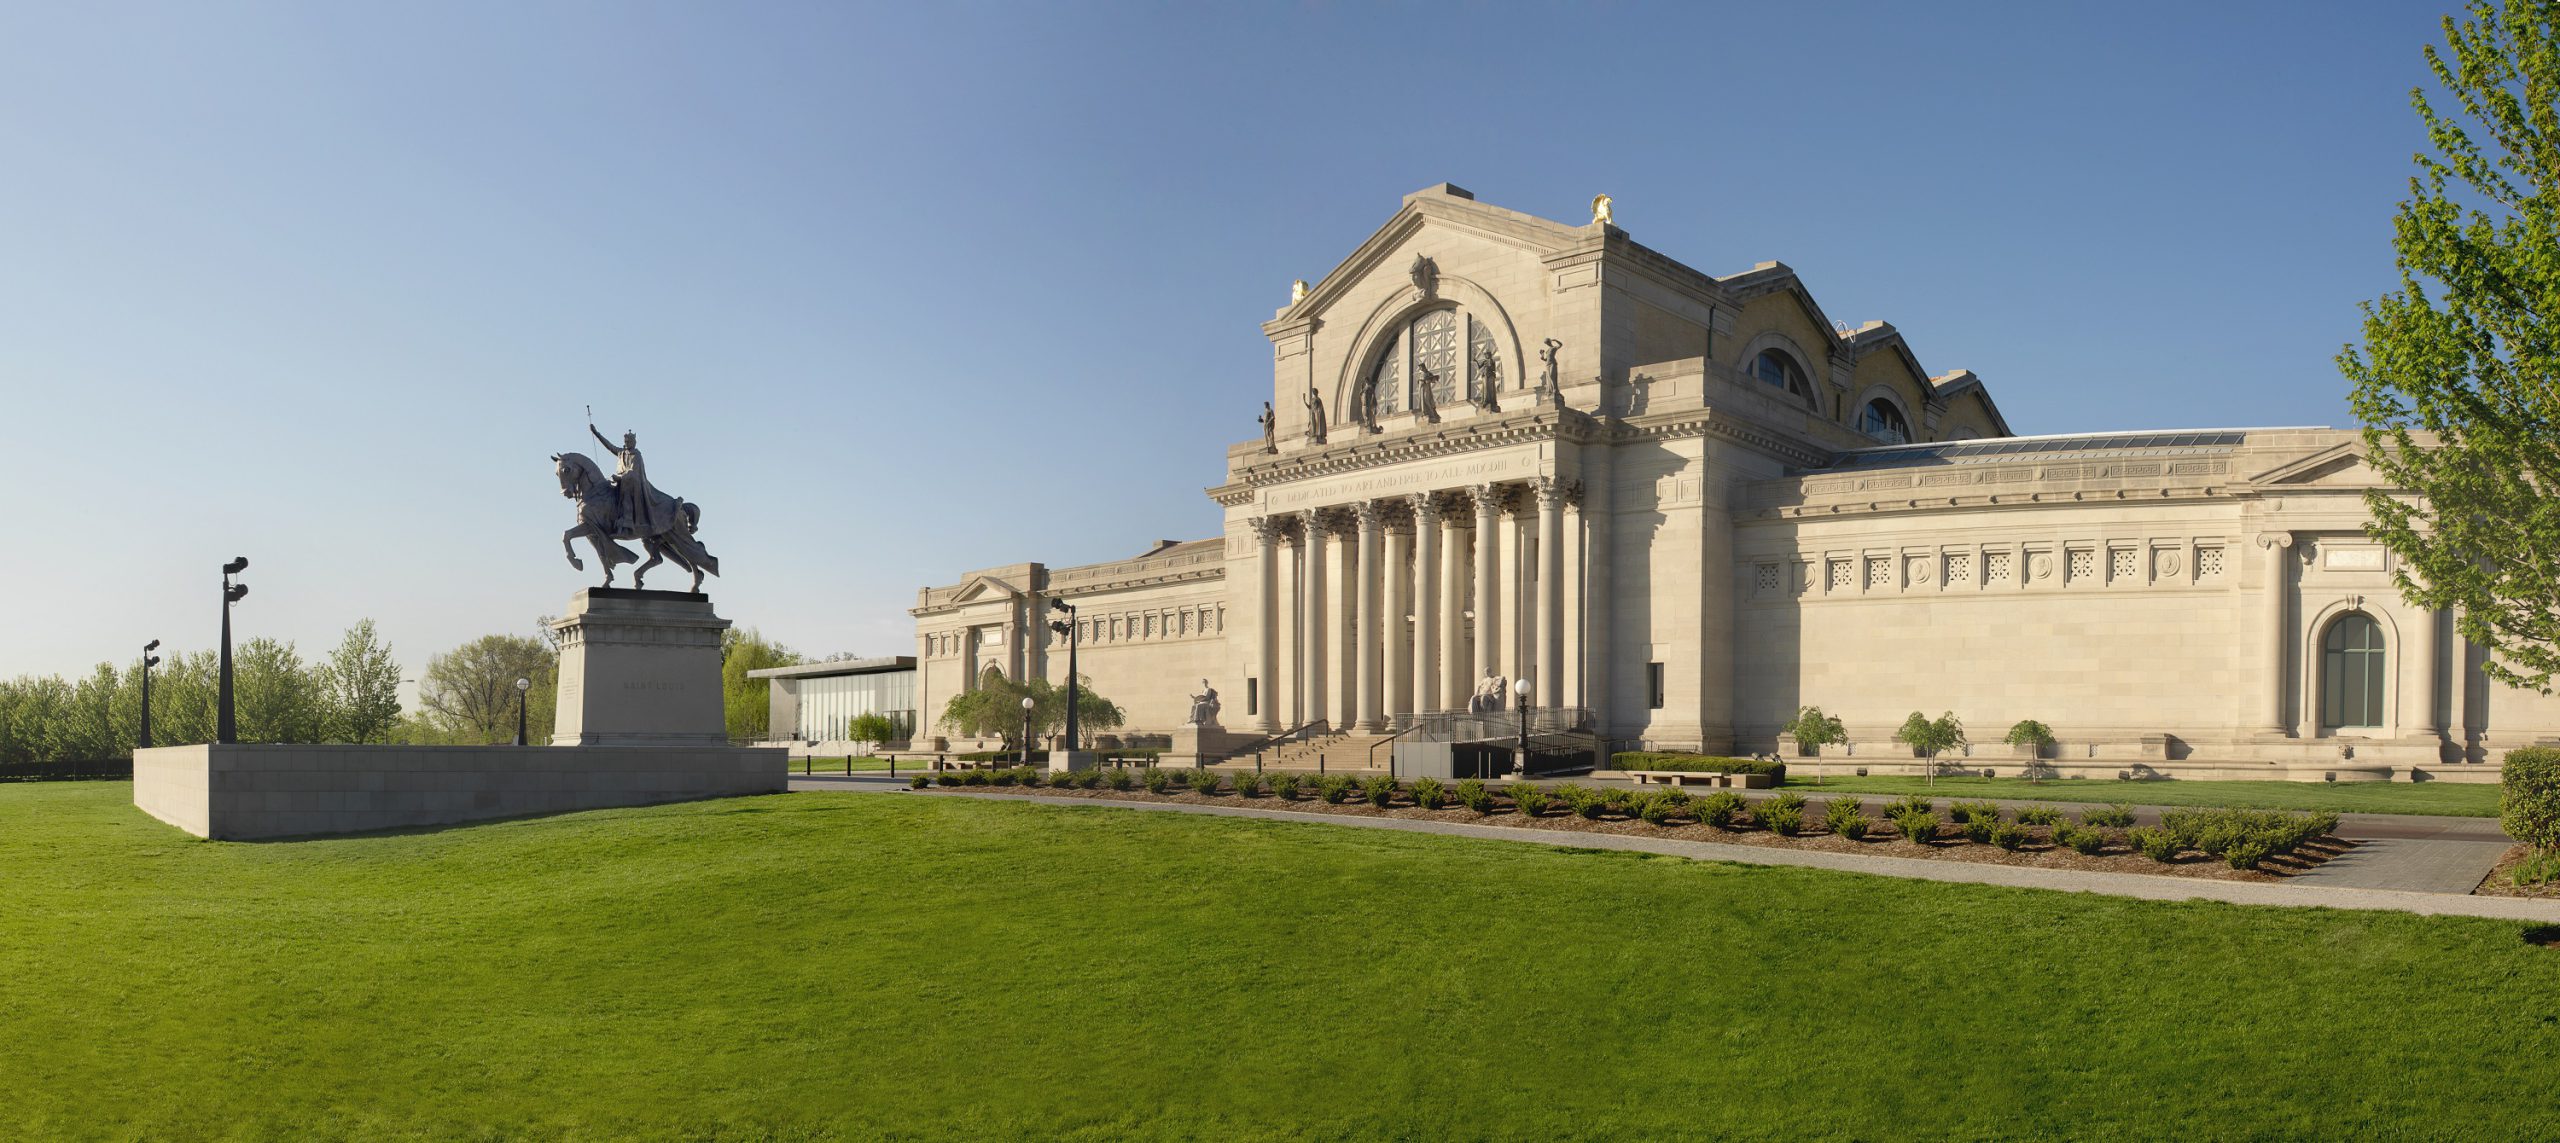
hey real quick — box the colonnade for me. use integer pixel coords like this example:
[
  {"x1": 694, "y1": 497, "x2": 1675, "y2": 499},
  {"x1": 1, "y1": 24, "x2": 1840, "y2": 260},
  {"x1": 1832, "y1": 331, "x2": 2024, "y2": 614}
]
[{"x1": 1249, "y1": 477, "x2": 1593, "y2": 734}]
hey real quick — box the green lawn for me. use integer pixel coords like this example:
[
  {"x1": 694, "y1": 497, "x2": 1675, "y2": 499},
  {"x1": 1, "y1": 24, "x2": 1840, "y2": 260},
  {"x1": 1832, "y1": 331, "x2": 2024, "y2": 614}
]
[
  {"x1": 6, "y1": 783, "x2": 2558, "y2": 1140},
  {"x1": 1778, "y1": 773, "x2": 2506, "y2": 817}
]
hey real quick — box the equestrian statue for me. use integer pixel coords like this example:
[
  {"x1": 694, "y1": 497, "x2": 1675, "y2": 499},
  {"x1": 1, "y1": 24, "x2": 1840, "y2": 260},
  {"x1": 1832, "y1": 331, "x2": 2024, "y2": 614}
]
[{"x1": 553, "y1": 416, "x2": 721, "y2": 591}]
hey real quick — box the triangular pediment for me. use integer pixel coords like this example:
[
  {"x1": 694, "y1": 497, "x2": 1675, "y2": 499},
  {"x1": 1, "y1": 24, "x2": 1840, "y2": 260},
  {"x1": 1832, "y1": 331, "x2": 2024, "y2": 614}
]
[
  {"x1": 2249, "y1": 442, "x2": 2381, "y2": 487},
  {"x1": 1269, "y1": 185, "x2": 1588, "y2": 331},
  {"x1": 949, "y1": 575, "x2": 1023, "y2": 604}
]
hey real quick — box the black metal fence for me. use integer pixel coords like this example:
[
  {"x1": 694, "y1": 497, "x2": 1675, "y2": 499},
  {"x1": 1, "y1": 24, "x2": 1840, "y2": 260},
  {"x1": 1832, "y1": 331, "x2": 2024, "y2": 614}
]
[{"x1": 1, "y1": 759, "x2": 135, "y2": 782}]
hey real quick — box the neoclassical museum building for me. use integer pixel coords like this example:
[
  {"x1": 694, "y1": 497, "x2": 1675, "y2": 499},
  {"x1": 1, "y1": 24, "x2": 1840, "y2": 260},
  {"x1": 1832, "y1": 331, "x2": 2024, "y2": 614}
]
[{"x1": 910, "y1": 184, "x2": 2558, "y2": 779}]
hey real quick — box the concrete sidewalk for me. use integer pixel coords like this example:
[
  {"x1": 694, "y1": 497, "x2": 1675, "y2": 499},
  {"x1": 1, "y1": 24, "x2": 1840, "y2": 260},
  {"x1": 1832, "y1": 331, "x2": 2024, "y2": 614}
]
[{"x1": 830, "y1": 783, "x2": 2560, "y2": 923}]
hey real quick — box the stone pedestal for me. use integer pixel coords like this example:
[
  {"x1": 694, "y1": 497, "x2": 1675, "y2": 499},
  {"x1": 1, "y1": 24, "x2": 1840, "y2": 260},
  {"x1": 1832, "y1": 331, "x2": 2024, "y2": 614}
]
[
  {"x1": 1047, "y1": 750, "x2": 1096, "y2": 773},
  {"x1": 551, "y1": 588, "x2": 731, "y2": 747}
]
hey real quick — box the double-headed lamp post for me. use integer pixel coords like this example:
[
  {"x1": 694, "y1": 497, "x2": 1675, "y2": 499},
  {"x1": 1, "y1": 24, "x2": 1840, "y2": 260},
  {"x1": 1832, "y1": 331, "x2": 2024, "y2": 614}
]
[
  {"x1": 514, "y1": 676, "x2": 532, "y2": 746},
  {"x1": 1020, "y1": 695, "x2": 1037, "y2": 764},
  {"x1": 217, "y1": 557, "x2": 248, "y2": 745},
  {"x1": 139, "y1": 639, "x2": 162, "y2": 750},
  {"x1": 1047, "y1": 598, "x2": 1080, "y2": 752},
  {"x1": 1512, "y1": 675, "x2": 1534, "y2": 777}
]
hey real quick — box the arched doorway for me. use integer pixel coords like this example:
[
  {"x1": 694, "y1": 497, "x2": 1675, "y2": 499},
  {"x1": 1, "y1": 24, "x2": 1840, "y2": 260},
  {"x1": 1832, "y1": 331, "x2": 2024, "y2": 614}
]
[{"x1": 2320, "y1": 612, "x2": 2387, "y2": 730}]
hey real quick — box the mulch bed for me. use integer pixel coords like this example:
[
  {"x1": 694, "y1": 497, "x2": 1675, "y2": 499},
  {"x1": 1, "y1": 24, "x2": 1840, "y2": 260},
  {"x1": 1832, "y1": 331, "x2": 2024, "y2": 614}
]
[
  {"x1": 2474, "y1": 845, "x2": 2560, "y2": 899},
  {"x1": 922, "y1": 785, "x2": 2345, "y2": 884}
]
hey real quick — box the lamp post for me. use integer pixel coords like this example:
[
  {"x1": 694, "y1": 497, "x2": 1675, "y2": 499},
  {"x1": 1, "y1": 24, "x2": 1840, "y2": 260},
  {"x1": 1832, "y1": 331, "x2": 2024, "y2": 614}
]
[
  {"x1": 139, "y1": 639, "x2": 162, "y2": 750},
  {"x1": 1047, "y1": 598, "x2": 1080, "y2": 752},
  {"x1": 1020, "y1": 695, "x2": 1037, "y2": 765},
  {"x1": 513, "y1": 676, "x2": 531, "y2": 746},
  {"x1": 217, "y1": 557, "x2": 248, "y2": 745},
  {"x1": 1512, "y1": 675, "x2": 1534, "y2": 777}
]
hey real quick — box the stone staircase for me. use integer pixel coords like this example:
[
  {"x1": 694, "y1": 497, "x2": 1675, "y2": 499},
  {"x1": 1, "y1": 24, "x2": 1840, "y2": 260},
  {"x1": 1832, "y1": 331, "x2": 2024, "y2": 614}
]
[{"x1": 1214, "y1": 730, "x2": 1397, "y2": 774}]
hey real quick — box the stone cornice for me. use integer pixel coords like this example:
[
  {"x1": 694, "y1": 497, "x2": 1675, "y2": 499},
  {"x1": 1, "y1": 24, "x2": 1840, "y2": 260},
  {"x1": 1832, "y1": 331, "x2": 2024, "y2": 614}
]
[{"x1": 1208, "y1": 407, "x2": 1607, "y2": 504}]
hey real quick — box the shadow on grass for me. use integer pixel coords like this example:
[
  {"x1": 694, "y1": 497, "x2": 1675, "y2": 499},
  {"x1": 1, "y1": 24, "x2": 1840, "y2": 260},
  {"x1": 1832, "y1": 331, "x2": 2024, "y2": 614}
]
[
  {"x1": 227, "y1": 790, "x2": 850, "y2": 843},
  {"x1": 2522, "y1": 924, "x2": 2560, "y2": 948}
]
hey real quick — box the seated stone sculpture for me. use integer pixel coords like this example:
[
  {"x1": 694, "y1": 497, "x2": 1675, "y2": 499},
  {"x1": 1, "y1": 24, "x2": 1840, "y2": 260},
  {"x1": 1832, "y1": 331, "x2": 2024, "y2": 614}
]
[{"x1": 1186, "y1": 680, "x2": 1222, "y2": 727}]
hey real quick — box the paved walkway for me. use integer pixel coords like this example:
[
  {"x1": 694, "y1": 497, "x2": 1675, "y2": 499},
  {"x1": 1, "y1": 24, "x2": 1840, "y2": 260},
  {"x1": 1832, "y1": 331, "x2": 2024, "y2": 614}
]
[{"x1": 791, "y1": 778, "x2": 2557, "y2": 922}]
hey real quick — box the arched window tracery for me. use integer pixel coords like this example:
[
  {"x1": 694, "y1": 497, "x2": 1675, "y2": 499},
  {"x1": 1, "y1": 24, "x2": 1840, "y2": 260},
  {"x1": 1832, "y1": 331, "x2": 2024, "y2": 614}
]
[
  {"x1": 1860, "y1": 398, "x2": 1912, "y2": 444},
  {"x1": 2321, "y1": 613, "x2": 2387, "y2": 729}
]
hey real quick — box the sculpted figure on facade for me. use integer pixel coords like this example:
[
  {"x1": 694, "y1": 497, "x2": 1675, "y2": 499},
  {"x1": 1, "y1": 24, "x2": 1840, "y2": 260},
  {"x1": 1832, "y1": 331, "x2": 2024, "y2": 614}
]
[
  {"x1": 1353, "y1": 371, "x2": 1380, "y2": 433},
  {"x1": 1468, "y1": 669, "x2": 1508, "y2": 713},
  {"x1": 1258, "y1": 400, "x2": 1277, "y2": 453},
  {"x1": 1473, "y1": 345, "x2": 1502, "y2": 413},
  {"x1": 1186, "y1": 679, "x2": 1222, "y2": 727},
  {"x1": 1590, "y1": 193, "x2": 1613, "y2": 227},
  {"x1": 1303, "y1": 386, "x2": 1327, "y2": 445},
  {"x1": 1539, "y1": 338, "x2": 1564, "y2": 406},
  {"x1": 1412, "y1": 360, "x2": 1439, "y2": 422},
  {"x1": 1409, "y1": 253, "x2": 1437, "y2": 297}
]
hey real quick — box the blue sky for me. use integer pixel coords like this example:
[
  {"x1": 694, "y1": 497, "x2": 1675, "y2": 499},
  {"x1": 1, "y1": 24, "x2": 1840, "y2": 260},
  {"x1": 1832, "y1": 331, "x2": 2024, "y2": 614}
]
[{"x1": 0, "y1": 0, "x2": 2452, "y2": 682}]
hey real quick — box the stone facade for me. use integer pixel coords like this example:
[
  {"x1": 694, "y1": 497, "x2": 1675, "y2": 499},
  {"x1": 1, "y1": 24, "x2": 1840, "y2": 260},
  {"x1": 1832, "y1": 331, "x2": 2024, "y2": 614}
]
[{"x1": 910, "y1": 184, "x2": 2560, "y2": 779}]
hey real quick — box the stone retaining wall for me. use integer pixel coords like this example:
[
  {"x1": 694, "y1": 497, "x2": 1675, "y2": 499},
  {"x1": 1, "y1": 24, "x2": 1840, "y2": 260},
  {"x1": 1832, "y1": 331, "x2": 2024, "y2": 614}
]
[{"x1": 133, "y1": 743, "x2": 787, "y2": 840}]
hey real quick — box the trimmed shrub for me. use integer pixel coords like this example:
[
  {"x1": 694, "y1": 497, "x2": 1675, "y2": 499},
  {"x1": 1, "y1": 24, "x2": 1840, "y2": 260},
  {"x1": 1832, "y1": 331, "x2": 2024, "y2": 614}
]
[
  {"x1": 1949, "y1": 800, "x2": 2003, "y2": 826},
  {"x1": 1507, "y1": 783, "x2": 1550, "y2": 818},
  {"x1": 962, "y1": 770, "x2": 992, "y2": 787},
  {"x1": 1822, "y1": 797, "x2": 1868, "y2": 838},
  {"x1": 2014, "y1": 806, "x2": 2064, "y2": 827},
  {"x1": 2225, "y1": 838, "x2": 2273, "y2": 870},
  {"x1": 2127, "y1": 826, "x2": 2181, "y2": 862},
  {"x1": 2504, "y1": 746, "x2": 2560, "y2": 852},
  {"x1": 2055, "y1": 824, "x2": 2107, "y2": 855},
  {"x1": 909, "y1": 774, "x2": 931, "y2": 789},
  {"x1": 1696, "y1": 791, "x2": 1747, "y2": 829},
  {"x1": 1600, "y1": 787, "x2": 1634, "y2": 816},
  {"x1": 1456, "y1": 778, "x2": 1497, "y2": 815},
  {"x1": 1185, "y1": 769, "x2": 1223, "y2": 795},
  {"x1": 1767, "y1": 790, "x2": 1808, "y2": 814},
  {"x1": 989, "y1": 767, "x2": 1020, "y2": 787},
  {"x1": 1556, "y1": 784, "x2": 1607, "y2": 820},
  {"x1": 2084, "y1": 804, "x2": 2137, "y2": 829},
  {"x1": 1987, "y1": 821, "x2": 2029, "y2": 851},
  {"x1": 1888, "y1": 794, "x2": 1933, "y2": 817},
  {"x1": 1892, "y1": 810, "x2": 1939, "y2": 844},
  {"x1": 1232, "y1": 772, "x2": 1265, "y2": 798},
  {"x1": 1632, "y1": 791, "x2": 1675, "y2": 825},
  {"x1": 1141, "y1": 767, "x2": 1173, "y2": 795},
  {"x1": 1362, "y1": 775, "x2": 1400, "y2": 808},
  {"x1": 1411, "y1": 776, "x2": 1448, "y2": 810},
  {"x1": 1761, "y1": 805, "x2": 1804, "y2": 836},
  {"x1": 934, "y1": 772, "x2": 962, "y2": 787},
  {"x1": 1104, "y1": 767, "x2": 1136, "y2": 791},
  {"x1": 1318, "y1": 775, "x2": 1355, "y2": 804},
  {"x1": 1609, "y1": 752, "x2": 1787, "y2": 782},
  {"x1": 1271, "y1": 773, "x2": 1302, "y2": 800}
]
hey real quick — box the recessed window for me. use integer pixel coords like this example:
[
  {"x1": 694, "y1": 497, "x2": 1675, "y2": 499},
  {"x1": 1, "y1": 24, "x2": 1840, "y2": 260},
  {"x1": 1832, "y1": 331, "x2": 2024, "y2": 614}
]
[
  {"x1": 1246, "y1": 678, "x2": 1258, "y2": 717},
  {"x1": 1647, "y1": 662, "x2": 1665, "y2": 709},
  {"x1": 1860, "y1": 399, "x2": 1912, "y2": 444},
  {"x1": 1365, "y1": 307, "x2": 1480, "y2": 416},
  {"x1": 1751, "y1": 350, "x2": 1815, "y2": 405},
  {"x1": 2322, "y1": 613, "x2": 2387, "y2": 729}
]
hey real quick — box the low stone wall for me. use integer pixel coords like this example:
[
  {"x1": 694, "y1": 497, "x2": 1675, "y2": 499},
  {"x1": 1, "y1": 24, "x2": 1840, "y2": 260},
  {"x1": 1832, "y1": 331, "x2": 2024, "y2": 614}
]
[{"x1": 133, "y1": 743, "x2": 787, "y2": 840}]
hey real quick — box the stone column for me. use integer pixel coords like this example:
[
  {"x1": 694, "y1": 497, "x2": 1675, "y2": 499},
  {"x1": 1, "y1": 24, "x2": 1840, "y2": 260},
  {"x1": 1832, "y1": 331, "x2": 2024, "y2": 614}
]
[
  {"x1": 1441, "y1": 504, "x2": 1469, "y2": 709},
  {"x1": 1335, "y1": 519, "x2": 1359, "y2": 726},
  {"x1": 1411, "y1": 494, "x2": 1443, "y2": 718},
  {"x1": 1536, "y1": 477, "x2": 1567, "y2": 709},
  {"x1": 2407, "y1": 594, "x2": 2442, "y2": 741},
  {"x1": 1301, "y1": 510, "x2": 1330, "y2": 732},
  {"x1": 1385, "y1": 511, "x2": 1414, "y2": 728},
  {"x1": 2256, "y1": 531, "x2": 2296, "y2": 736},
  {"x1": 1472, "y1": 483, "x2": 1502, "y2": 693},
  {"x1": 1582, "y1": 449, "x2": 1613, "y2": 732},
  {"x1": 1253, "y1": 516, "x2": 1283, "y2": 732},
  {"x1": 1354, "y1": 500, "x2": 1386, "y2": 733}
]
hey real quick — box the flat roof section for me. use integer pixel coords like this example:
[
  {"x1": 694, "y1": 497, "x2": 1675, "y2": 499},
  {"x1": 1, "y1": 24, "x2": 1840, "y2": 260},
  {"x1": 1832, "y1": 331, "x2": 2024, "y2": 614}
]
[
  {"x1": 1808, "y1": 428, "x2": 2304, "y2": 472},
  {"x1": 745, "y1": 656, "x2": 917, "y2": 680}
]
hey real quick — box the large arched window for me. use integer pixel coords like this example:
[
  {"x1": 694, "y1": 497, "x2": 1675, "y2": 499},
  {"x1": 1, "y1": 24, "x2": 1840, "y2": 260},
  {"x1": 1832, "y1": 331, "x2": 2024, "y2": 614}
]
[
  {"x1": 1750, "y1": 349, "x2": 1816, "y2": 407},
  {"x1": 2321, "y1": 613, "x2": 2387, "y2": 729},
  {"x1": 1859, "y1": 398, "x2": 1912, "y2": 444},
  {"x1": 1365, "y1": 307, "x2": 1500, "y2": 416}
]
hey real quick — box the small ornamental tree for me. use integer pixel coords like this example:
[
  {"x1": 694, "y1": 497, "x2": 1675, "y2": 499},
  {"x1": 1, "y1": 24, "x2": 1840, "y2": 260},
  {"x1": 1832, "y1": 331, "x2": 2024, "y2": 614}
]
[
  {"x1": 847, "y1": 712, "x2": 899, "y2": 748},
  {"x1": 1895, "y1": 711, "x2": 1967, "y2": 786},
  {"x1": 1786, "y1": 706, "x2": 1848, "y2": 754},
  {"x1": 2342, "y1": 2, "x2": 2560, "y2": 692},
  {"x1": 2005, "y1": 719, "x2": 2059, "y2": 782}
]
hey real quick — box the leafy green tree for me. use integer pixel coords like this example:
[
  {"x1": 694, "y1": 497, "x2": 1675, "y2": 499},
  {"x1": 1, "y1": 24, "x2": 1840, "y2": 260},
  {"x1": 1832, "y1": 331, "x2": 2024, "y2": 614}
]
[
  {"x1": 418, "y1": 634, "x2": 555, "y2": 744},
  {"x1": 229, "y1": 638, "x2": 326, "y2": 744},
  {"x1": 318, "y1": 620, "x2": 403, "y2": 744},
  {"x1": 1895, "y1": 711, "x2": 1967, "y2": 785},
  {"x1": 1785, "y1": 706, "x2": 1848, "y2": 754},
  {"x1": 721, "y1": 628, "x2": 803, "y2": 741},
  {"x1": 938, "y1": 668, "x2": 1125, "y2": 749},
  {"x1": 2343, "y1": 1, "x2": 2560, "y2": 691},
  {"x1": 846, "y1": 712, "x2": 900, "y2": 747}
]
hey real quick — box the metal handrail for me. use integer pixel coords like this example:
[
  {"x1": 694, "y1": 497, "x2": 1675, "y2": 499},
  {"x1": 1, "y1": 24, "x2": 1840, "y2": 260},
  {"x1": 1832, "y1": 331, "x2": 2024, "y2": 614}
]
[
  {"x1": 1211, "y1": 720, "x2": 1322, "y2": 763},
  {"x1": 1368, "y1": 721, "x2": 1426, "y2": 775}
]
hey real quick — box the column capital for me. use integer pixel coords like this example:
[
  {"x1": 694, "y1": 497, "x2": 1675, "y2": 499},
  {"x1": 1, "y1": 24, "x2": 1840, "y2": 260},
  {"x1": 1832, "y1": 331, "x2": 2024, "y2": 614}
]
[
  {"x1": 1352, "y1": 499, "x2": 1386, "y2": 529},
  {"x1": 2255, "y1": 531, "x2": 2296, "y2": 551},
  {"x1": 1248, "y1": 515, "x2": 1287, "y2": 542},
  {"x1": 1470, "y1": 483, "x2": 1502, "y2": 518},
  {"x1": 1410, "y1": 492, "x2": 1443, "y2": 526},
  {"x1": 1533, "y1": 475, "x2": 1569, "y2": 511}
]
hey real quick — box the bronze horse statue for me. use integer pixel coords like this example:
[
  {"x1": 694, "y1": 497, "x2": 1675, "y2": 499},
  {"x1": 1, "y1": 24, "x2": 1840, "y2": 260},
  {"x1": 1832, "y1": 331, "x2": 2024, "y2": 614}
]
[{"x1": 553, "y1": 452, "x2": 720, "y2": 591}]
